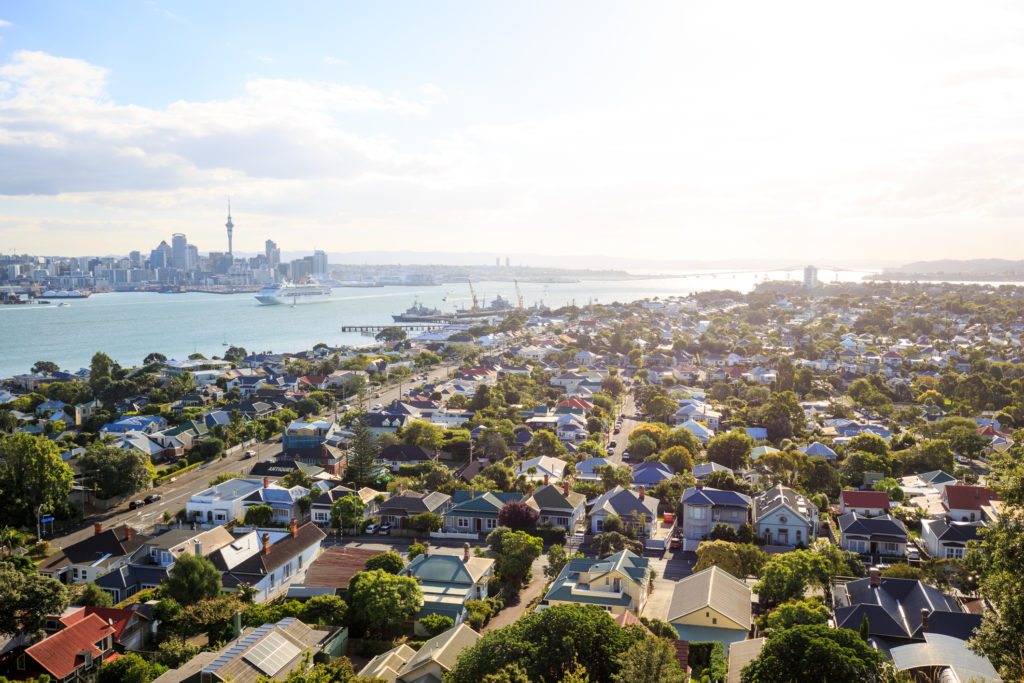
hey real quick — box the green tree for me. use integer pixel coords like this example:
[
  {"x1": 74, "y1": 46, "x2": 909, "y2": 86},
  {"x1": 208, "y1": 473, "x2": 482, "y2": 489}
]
[
  {"x1": 659, "y1": 445, "x2": 693, "y2": 473},
  {"x1": 402, "y1": 420, "x2": 444, "y2": 452},
  {"x1": 694, "y1": 541, "x2": 766, "y2": 578},
  {"x1": 96, "y1": 652, "x2": 166, "y2": 683},
  {"x1": 597, "y1": 465, "x2": 633, "y2": 492},
  {"x1": 611, "y1": 636, "x2": 687, "y2": 683},
  {"x1": 758, "y1": 598, "x2": 829, "y2": 631},
  {"x1": 364, "y1": 551, "x2": 405, "y2": 574},
  {"x1": 244, "y1": 505, "x2": 275, "y2": 526},
  {"x1": 664, "y1": 427, "x2": 701, "y2": 454},
  {"x1": 706, "y1": 429, "x2": 754, "y2": 470},
  {"x1": 32, "y1": 360, "x2": 60, "y2": 374},
  {"x1": 78, "y1": 444, "x2": 153, "y2": 499},
  {"x1": 592, "y1": 531, "x2": 643, "y2": 557},
  {"x1": 348, "y1": 569, "x2": 423, "y2": 638},
  {"x1": 375, "y1": 326, "x2": 408, "y2": 343},
  {"x1": 0, "y1": 563, "x2": 70, "y2": 635},
  {"x1": 299, "y1": 594, "x2": 349, "y2": 626},
  {"x1": 74, "y1": 582, "x2": 114, "y2": 607},
  {"x1": 163, "y1": 553, "x2": 222, "y2": 604},
  {"x1": 523, "y1": 430, "x2": 569, "y2": 459},
  {"x1": 346, "y1": 417, "x2": 379, "y2": 487},
  {"x1": 331, "y1": 495, "x2": 366, "y2": 533},
  {"x1": 741, "y1": 625, "x2": 886, "y2": 683},
  {"x1": 845, "y1": 433, "x2": 890, "y2": 457},
  {"x1": 89, "y1": 351, "x2": 114, "y2": 394},
  {"x1": 154, "y1": 636, "x2": 202, "y2": 667},
  {"x1": 447, "y1": 604, "x2": 646, "y2": 683},
  {"x1": 544, "y1": 544, "x2": 583, "y2": 580},
  {"x1": 420, "y1": 613, "x2": 455, "y2": 636},
  {"x1": 754, "y1": 550, "x2": 832, "y2": 605},
  {"x1": 627, "y1": 434, "x2": 658, "y2": 459},
  {"x1": 0, "y1": 433, "x2": 74, "y2": 526},
  {"x1": 489, "y1": 528, "x2": 543, "y2": 587}
]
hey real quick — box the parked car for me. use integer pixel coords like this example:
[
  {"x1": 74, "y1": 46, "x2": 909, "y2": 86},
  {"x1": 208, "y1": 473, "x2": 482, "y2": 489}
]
[
  {"x1": 144, "y1": 494, "x2": 162, "y2": 504},
  {"x1": 621, "y1": 451, "x2": 631, "y2": 462},
  {"x1": 365, "y1": 523, "x2": 379, "y2": 535},
  {"x1": 608, "y1": 441, "x2": 617, "y2": 449},
  {"x1": 378, "y1": 521, "x2": 393, "y2": 536},
  {"x1": 128, "y1": 500, "x2": 146, "y2": 510},
  {"x1": 372, "y1": 403, "x2": 383, "y2": 411},
  {"x1": 242, "y1": 450, "x2": 256, "y2": 460},
  {"x1": 341, "y1": 404, "x2": 352, "y2": 411},
  {"x1": 669, "y1": 536, "x2": 682, "y2": 550},
  {"x1": 613, "y1": 427, "x2": 621, "y2": 435}
]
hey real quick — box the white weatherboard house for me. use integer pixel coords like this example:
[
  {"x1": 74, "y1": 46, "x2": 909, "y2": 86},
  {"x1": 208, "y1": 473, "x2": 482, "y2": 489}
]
[{"x1": 753, "y1": 484, "x2": 818, "y2": 547}]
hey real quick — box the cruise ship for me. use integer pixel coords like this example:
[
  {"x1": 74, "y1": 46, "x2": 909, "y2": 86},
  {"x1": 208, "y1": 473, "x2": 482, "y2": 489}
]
[
  {"x1": 255, "y1": 281, "x2": 332, "y2": 306},
  {"x1": 41, "y1": 289, "x2": 90, "y2": 299}
]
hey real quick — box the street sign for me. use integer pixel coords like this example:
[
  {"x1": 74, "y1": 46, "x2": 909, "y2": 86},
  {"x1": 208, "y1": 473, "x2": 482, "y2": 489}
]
[{"x1": 41, "y1": 516, "x2": 55, "y2": 523}]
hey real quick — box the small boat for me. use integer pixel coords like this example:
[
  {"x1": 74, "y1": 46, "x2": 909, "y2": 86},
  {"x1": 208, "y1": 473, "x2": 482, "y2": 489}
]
[{"x1": 57, "y1": 302, "x2": 70, "y2": 307}]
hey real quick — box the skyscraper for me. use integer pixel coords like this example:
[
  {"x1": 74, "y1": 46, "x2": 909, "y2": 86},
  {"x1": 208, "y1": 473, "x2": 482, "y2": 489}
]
[
  {"x1": 265, "y1": 239, "x2": 280, "y2": 269},
  {"x1": 803, "y1": 265, "x2": 819, "y2": 290},
  {"x1": 171, "y1": 233, "x2": 188, "y2": 270},
  {"x1": 312, "y1": 250, "x2": 328, "y2": 276},
  {"x1": 225, "y1": 201, "x2": 234, "y2": 257},
  {"x1": 150, "y1": 240, "x2": 171, "y2": 269}
]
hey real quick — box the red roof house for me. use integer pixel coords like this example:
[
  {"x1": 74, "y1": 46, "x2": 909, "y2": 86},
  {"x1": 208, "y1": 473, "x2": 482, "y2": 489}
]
[
  {"x1": 839, "y1": 490, "x2": 891, "y2": 516},
  {"x1": 24, "y1": 613, "x2": 115, "y2": 680},
  {"x1": 942, "y1": 485, "x2": 1000, "y2": 522}
]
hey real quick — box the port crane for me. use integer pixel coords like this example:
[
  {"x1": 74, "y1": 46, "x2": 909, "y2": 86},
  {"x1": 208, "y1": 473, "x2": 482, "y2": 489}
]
[
  {"x1": 514, "y1": 279, "x2": 524, "y2": 309},
  {"x1": 467, "y1": 278, "x2": 480, "y2": 311}
]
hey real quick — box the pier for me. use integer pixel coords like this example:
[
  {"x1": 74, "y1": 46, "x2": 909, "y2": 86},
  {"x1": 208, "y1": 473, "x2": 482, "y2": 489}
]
[{"x1": 341, "y1": 323, "x2": 448, "y2": 333}]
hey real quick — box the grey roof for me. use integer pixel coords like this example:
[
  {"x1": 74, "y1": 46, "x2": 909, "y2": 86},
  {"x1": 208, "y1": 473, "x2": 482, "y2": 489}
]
[
  {"x1": 924, "y1": 519, "x2": 981, "y2": 545},
  {"x1": 524, "y1": 484, "x2": 585, "y2": 512},
  {"x1": 682, "y1": 486, "x2": 751, "y2": 508},
  {"x1": 835, "y1": 577, "x2": 980, "y2": 642},
  {"x1": 379, "y1": 491, "x2": 451, "y2": 515},
  {"x1": 889, "y1": 633, "x2": 1001, "y2": 682},
  {"x1": 590, "y1": 486, "x2": 659, "y2": 520},
  {"x1": 753, "y1": 484, "x2": 815, "y2": 523},
  {"x1": 692, "y1": 462, "x2": 733, "y2": 479},
  {"x1": 668, "y1": 566, "x2": 751, "y2": 629},
  {"x1": 837, "y1": 512, "x2": 908, "y2": 540}
]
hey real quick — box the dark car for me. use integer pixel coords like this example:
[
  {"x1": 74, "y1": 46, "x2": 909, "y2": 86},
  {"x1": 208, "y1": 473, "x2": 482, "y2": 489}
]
[
  {"x1": 608, "y1": 441, "x2": 617, "y2": 449},
  {"x1": 144, "y1": 494, "x2": 162, "y2": 504},
  {"x1": 128, "y1": 500, "x2": 146, "y2": 510},
  {"x1": 378, "y1": 521, "x2": 393, "y2": 536}
]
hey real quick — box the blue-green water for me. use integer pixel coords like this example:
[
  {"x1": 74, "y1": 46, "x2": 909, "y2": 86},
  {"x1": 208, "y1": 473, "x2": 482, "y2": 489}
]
[{"x1": 0, "y1": 271, "x2": 866, "y2": 376}]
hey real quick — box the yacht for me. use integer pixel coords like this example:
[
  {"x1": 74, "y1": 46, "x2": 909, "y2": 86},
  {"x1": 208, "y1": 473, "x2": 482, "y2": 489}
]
[{"x1": 255, "y1": 280, "x2": 332, "y2": 306}]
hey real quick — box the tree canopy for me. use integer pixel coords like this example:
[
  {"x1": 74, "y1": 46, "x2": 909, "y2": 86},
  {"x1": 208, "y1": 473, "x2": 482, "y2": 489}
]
[
  {"x1": 0, "y1": 433, "x2": 74, "y2": 526},
  {"x1": 741, "y1": 625, "x2": 886, "y2": 683}
]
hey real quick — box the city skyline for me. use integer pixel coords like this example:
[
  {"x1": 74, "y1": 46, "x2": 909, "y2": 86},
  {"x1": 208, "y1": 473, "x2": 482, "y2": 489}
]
[{"x1": 1, "y1": 1, "x2": 1024, "y2": 262}]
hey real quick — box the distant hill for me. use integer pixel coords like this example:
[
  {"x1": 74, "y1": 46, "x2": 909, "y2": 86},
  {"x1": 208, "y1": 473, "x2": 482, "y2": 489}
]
[{"x1": 880, "y1": 259, "x2": 1024, "y2": 280}]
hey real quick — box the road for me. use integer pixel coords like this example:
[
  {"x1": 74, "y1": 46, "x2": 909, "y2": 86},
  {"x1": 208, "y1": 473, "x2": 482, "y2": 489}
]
[
  {"x1": 46, "y1": 364, "x2": 453, "y2": 552},
  {"x1": 606, "y1": 390, "x2": 639, "y2": 465}
]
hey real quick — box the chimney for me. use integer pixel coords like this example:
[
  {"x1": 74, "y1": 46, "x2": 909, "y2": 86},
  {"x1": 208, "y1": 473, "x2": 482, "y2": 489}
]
[
  {"x1": 920, "y1": 608, "x2": 930, "y2": 633},
  {"x1": 869, "y1": 567, "x2": 880, "y2": 588},
  {"x1": 263, "y1": 477, "x2": 270, "y2": 489},
  {"x1": 469, "y1": 489, "x2": 476, "y2": 499},
  {"x1": 232, "y1": 610, "x2": 242, "y2": 638},
  {"x1": 123, "y1": 526, "x2": 132, "y2": 542},
  {"x1": 695, "y1": 483, "x2": 704, "y2": 491},
  {"x1": 194, "y1": 540, "x2": 203, "y2": 556},
  {"x1": 262, "y1": 532, "x2": 271, "y2": 555},
  {"x1": 563, "y1": 480, "x2": 570, "y2": 496},
  {"x1": 290, "y1": 518, "x2": 298, "y2": 537},
  {"x1": 543, "y1": 473, "x2": 550, "y2": 486},
  {"x1": 94, "y1": 522, "x2": 103, "y2": 536},
  {"x1": 638, "y1": 486, "x2": 645, "y2": 501},
  {"x1": 423, "y1": 544, "x2": 430, "y2": 557},
  {"x1": 463, "y1": 542, "x2": 471, "y2": 562}
]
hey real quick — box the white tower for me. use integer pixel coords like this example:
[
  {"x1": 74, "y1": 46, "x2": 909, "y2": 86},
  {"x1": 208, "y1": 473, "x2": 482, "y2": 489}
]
[{"x1": 226, "y1": 200, "x2": 234, "y2": 257}]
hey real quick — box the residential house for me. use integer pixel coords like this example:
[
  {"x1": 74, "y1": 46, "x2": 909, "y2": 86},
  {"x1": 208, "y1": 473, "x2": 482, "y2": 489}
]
[
  {"x1": 692, "y1": 462, "x2": 734, "y2": 480},
  {"x1": 921, "y1": 519, "x2": 982, "y2": 560},
  {"x1": 631, "y1": 461, "x2": 675, "y2": 488},
  {"x1": 210, "y1": 521, "x2": 326, "y2": 604},
  {"x1": 542, "y1": 550, "x2": 651, "y2": 616},
  {"x1": 523, "y1": 482, "x2": 587, "y2": 532},
  {"x1": 941, "y1": 485, "x2": 1000, "y2": 522},
  {"x1": 186, "y1": 478, "x2": 275, "y2": 525},
  {"x1": 677, "y1": 418, "x2": 714, "y2": 444},
  {"x1": 679, "y1": 486, "x2": 752, "y2": 542},
  {"x1": 589, "y1": 486, "x2": 660, "y2": 537},
  {"x1": 19, "y1": 613, "x2": 115, "y2": 681},
  {"x1": 839, "y1": 490, "x2": 891, "y2": 517},
  {"x1": 50, "y1": 606, "x2": 152, "y2": 652},
  {"x1": 376, "y1": 491, "x2": 452, "y2": 529},
  {"x1": 799, "y1": 441, "x2": 837, "y2": 461},
  {"x1": 378, "y1": 444, "x2": 434, "y2": 473},
  {"x1": 443, "y1": 490, "x2": 522, "y2": 534},
  {"x1": 39, "y1": 524, "x2": 148, "y2": 585},
  {"x1": 152, "y1": 618, "x2": 336, "y2": 683},
  {"x1": 399, "y1": 547, "x2": 495, "y2": 633},
  {"x1": 667, "y1": 566, "x2": 752, "y2": 652},
  {"x1": 360, "y1": 623, "x2": 480, "y2": 683},
  {"x1": 242, "y1": 480, "x2": 312, "y2": 525},
  {"x1": 100, "y1": 415, "x2": 168, "y2": 434},
  {"x1": 753, "y1": 484, "x2": 818, "y2": 547},
  {"x1": 889, "y1": 633, "x2": 1002, "y2": 683},
  {"x1": 575, "y1": 456, "x2": 613, "y2": 481},
  {"x1": 833, "y1": 569, "x2": 982, "y2": 649},
  {"x1": 837, "y1": 512, "x2": 908, "y2": 557},
  {"x1": 288, "y1": 546, "x2": 384, "y2": 598},
  {"x1": 310, "y1": 486, "x2": 381, "y2": 528},
  {"x1": 515, "y1": 455, "x2": 568, "y2": 482}
]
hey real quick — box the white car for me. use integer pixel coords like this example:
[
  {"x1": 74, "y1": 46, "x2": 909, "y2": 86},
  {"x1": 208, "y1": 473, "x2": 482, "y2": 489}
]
[{"x1": 372, "y1": 403, "x2": 383, "y2": 411}]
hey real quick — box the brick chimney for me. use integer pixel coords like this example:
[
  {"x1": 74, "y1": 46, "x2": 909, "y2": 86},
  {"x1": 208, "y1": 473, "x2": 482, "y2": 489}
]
[
  {"x1": 638, "y1": 486, "x2": 645, "y2": 501},
  {"x1": 463, "y1": 542, "x2": 471, "y2": 562},
  {"x1": 262, "y1": 532, "x2": 271, "y2": 555},
  {"x1": 123, "y1": 526, "x2": 132, "y2": 542},
  {"x1": 263, "y1": 477, "x2": 270, "y2": 489},
  {"x1": 93, "y1": 522, "x2": 103, "y2": 536},
  {"x1": 869, "y1": 567, "x2": 880, "y2": 588},
  {"x1": 469, "y1": 489, "x2": 476, "y2": 499},
  {"x1": 920, "y1": 608, "x2": 930, "y2": 632},
  {"x1": 290, "y1": 518, "x2": 298, "y2": 537},
  {"x1": 562, "y1": 480, "x2": 570, "y2": 496},
  {"x1": 695, "y1": 482, "x2": 704, "y2": 491},
  {"x1": 543, "y1": 473, "x2": 550, "y2": 486}
]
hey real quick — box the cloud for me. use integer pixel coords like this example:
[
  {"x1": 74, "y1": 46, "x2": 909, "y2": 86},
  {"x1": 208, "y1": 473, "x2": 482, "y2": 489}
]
[{"x1": 0, "y1": 20, "x2": 11, "y2": 28}]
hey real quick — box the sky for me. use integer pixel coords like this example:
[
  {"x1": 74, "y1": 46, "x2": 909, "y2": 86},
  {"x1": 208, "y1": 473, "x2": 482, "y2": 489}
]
[{"x1": 1, "y1": 1, "x2": 1023, "y2": 266}]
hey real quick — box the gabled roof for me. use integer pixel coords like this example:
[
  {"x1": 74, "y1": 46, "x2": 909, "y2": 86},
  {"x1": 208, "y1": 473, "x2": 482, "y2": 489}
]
[
  {"x1": 942, "y1": 485, "x2": 999, "y2": 512},
  {"x1": 222, "y1": 524, "x2": 325, "y2": 583},
  {"x1": 923, "y1": 519, "x2": 982, "y2": 545},
  {"x1": 681, "y1": 486, "x2": 751, "y2": 508},
  {"x1": 754, "y1": 484, "x2": 815, "y2": 522},
  {"x1": 379, "y1": 490, "x2": 451, "y2": 515},
  {"x1": 590, "y1": 486, "x2": 659, "y2": 520},
  {"x1": 837, "y1": 512, "x2": 907, "y2": 539},
  {"x1": 840, "y1": 490, "x2": 891, "y2": 510},
  {"x1": 26, "y1": 613, "x2": 115, "y2": 679},
  {"x1": 836, "y1": 577, "x2": 980, "y2": 642},
  {"x1": 40, "y1": 526, "x2": 148, "y2": 573},
  {"x1": 403, "y1": 553, "x2": 494, "y2": 586},
  {"x1": 524, "y1": 483, "x2": 585, "y2": 512},
  {"x1": 692, "y1": 462, "x2": 733, "y2": 479},
  {"x1": 380, "y1": 444, "x2": 433, "y2": 462},
  {"x1": 668, "y1": 566, "x2": 752, "y2": 629},
  {"x1": 362, "y1": 624, "x2": 480, "y2": 680}
]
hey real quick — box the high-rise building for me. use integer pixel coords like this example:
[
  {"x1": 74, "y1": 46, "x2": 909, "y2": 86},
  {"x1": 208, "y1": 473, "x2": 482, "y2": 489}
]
[
  {"x1": 803, "y1": 265, "x2": 819, "y2": 290},
  {"x1": 265, "y1": 239, "x2": 280, "y2": 269},
  {"x1": 187, "y1": 244, "x2": 199, "y2": 271},
  {"x1": 150, "y1": 241, "x2": 171, "y2": 269},
  {"x1": 312, "y1": 250, "x2": 328, "y2": 276},
  {"x1": 290, "y1": 256, "x2": 313, "y2": 282},
  {"x1": 226, "y1": 201, "x2": 234, "y2": 257},
  {"x1": 505, "y1": 256, "x2": 510, "y2": 268},
  {"x1": 129, "y1": 251, "x2": 141, "y2": 267},
  {"x1": 495, "y1": 257, "x2": 501, "y2": 268},
  {"x1": 171, "y1": 234, "x2": 188, "y2": 270}
]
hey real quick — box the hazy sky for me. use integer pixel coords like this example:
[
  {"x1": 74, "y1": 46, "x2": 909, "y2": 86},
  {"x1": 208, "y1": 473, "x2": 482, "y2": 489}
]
[{"x1": 1, "y1": 1, "x2": 1023, "y2": 264}]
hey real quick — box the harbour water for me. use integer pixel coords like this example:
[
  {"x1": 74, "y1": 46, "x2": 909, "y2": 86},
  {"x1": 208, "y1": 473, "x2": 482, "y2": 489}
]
[{"x1": 0, "y1": 270, "x2": 869, "y2": 377}]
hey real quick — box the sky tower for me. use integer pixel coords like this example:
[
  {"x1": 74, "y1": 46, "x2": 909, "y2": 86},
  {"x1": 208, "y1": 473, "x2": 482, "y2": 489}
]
[{"x1": 225, "y1": 199, "x2": 234, "y2": 257}]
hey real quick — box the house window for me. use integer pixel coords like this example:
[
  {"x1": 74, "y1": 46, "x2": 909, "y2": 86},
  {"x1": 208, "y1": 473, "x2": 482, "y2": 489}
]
[
  {"x1": 458, "y1": 518, "x2": 470, "y2": 528},
  {"x1": 946, "y1": 547, "x2": 964, "y2": 559},
  {"x1": 485, "y1": 518, "x2": 497, "y2": 530},
  {"x1": 284, "y1": 562, "x2": 292, "y2": 578},
  {"x1": 712, "y1": 617, "x2": 717, "y2": 625},
  {"x1": 596, "y1": 519, "x2": 604, "y2": 532},
  {"x1": 298, "y1": 554, "x2": 303, "y2": 569},
  {"x1": 691, "y1": 507, "x2": 707, "y2": 520}
]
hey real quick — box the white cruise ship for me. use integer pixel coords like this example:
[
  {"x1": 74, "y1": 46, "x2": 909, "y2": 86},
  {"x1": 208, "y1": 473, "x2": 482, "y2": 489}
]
[{"x1": 255, "y1": 281, "x2": 332, "y2": 306}]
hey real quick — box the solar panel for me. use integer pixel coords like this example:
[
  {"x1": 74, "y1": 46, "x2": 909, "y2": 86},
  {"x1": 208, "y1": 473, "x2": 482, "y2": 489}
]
[{"x1": 242, "y1": 631, "x2": 302, "y2": 677}]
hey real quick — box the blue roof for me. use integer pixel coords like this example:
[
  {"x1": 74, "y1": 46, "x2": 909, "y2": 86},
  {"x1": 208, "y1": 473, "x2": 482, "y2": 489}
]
[
  {"x1": 745, "y1": 427, "x2": 768, "y2": 440},
  {"x1": 801, "y1": 441, "x2": 837, "y2": 459},
  {"x1": 631, "y1": 461, "x2": 674, "y2": 486},
  {"x1": 682, "y1": 486, "x2": 751, "y2": 508}
]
